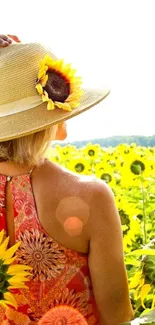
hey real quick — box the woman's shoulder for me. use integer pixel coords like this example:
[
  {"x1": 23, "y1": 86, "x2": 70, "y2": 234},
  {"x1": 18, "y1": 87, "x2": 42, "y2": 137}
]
[
  {"x1": 35, "y1": 159, "x2": 114, "y2": 208},
  {"x1": 37, "y1": 159, "x2": 102, "y2": 186}
]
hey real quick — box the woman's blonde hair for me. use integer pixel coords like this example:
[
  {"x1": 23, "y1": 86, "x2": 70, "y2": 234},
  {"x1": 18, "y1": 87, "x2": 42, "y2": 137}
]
[{"x1": 0, "y1": 125, "x2": 57, "y2": 166}]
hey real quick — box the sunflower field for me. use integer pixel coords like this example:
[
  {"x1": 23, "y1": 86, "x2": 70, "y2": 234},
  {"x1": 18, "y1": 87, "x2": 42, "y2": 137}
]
[{"x1": 47, "y1": 142, "x2": 155, "y2": 323}]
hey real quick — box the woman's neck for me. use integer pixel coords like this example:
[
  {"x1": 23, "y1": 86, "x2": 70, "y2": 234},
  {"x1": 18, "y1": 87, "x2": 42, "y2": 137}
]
[{"x1": 0, "y1": 161, "x2": 34, "y2": 177}]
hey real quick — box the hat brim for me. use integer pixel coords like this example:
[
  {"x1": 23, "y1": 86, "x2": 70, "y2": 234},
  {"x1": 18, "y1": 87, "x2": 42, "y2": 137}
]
[{"x1": 0, "y1": 88, "x2": 110, "y2": 141}]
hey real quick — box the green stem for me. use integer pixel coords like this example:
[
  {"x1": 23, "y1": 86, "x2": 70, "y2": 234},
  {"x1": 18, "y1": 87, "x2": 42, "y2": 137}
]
[{"x1": 140, "y1": 179, "x2": 147, "y2": 245}]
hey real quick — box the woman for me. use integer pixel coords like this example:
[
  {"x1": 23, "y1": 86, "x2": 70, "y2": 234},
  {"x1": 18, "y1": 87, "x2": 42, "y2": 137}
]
[{"x1": 0, "y1": 35, "x2": 133, "y2": 325}]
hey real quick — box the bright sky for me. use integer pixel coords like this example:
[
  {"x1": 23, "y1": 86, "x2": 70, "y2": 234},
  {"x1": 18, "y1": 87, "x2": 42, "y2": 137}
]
[{"x1": 1, "y1": 0, "x2": 155, "y2": 141}]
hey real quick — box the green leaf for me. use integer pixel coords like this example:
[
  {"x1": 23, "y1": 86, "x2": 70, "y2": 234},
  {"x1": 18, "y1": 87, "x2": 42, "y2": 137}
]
[
  {"x1": 141, "y1": 310, "x2": 154, "y2": 317},
  {"x1": 125, "y1": 259, "x2": 140, "y2": 266},
  {"x1": 140, "y1": 309, "x2": 155, "y2": 323}
]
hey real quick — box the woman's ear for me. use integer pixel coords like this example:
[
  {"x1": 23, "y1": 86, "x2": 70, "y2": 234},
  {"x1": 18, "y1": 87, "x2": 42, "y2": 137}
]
[{"x1": 55, "y1": 122, "x2": 67, "y2": 140}]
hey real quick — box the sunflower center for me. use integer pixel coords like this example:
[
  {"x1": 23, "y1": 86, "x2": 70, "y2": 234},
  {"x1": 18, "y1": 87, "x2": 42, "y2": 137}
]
[
  {"x1": 44, "y1": 70, "x2": 70, "y2": 102},
  {"x1": 108, "y1": 160, "x2": 116, "y2": 167},
  {"x1": 130, "y1": 160, "x2": 145, "y2": 175},
  {"x1": 124, "y1": 149, "x2": 130, "y2": 154},
  {"x1": 88, "y1": 149, "x2": 95, "y2": 156},
  {"x1": 75, "y1": 163, "x2": 85, "y2": 173},
  {"x1": 100, "y1": 173, "x2": 112, "y2": 183}
]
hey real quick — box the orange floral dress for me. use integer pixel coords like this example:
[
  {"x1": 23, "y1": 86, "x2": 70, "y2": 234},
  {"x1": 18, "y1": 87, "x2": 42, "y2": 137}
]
[{"x1": 0, "y1": 173, "x2": 99, "y2": 325}]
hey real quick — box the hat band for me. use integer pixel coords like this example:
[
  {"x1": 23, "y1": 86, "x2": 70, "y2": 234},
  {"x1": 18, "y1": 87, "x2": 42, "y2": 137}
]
[{"x1": 0, "y1": 96, "x2": 42, "y2": 118}]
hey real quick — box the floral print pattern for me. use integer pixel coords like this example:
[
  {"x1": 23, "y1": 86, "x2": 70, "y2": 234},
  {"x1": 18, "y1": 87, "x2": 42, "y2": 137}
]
[
  {"x1": 16, "y1": 229, "x2": 67, "y2": 281},
  {"x1": 48, "y1": 287, "x2": 88, "y2": 316},
  {"x1": 38, "y1": 305, "x2": 88, "y2": 325},
  {"x1": 0, "y1": 173, "x2": 99, "y2": 324}
]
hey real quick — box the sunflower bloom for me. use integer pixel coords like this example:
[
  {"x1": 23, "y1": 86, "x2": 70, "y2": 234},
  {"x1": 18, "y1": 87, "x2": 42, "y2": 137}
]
[
  {"x1": 36, "y1": 54, "x2": 83, "y2": 112},
  {"x1": 0, "y1": 230, "x2": 32, "y2": 309},
  {"x1": 68, "y1": 157, "x2": 91, "y2": 175}
]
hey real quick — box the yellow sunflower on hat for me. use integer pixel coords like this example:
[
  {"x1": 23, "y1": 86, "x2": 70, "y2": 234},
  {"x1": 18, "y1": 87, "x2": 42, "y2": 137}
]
[{"x1": 36, "y1": 55, "x2": 83, "y2": 111}]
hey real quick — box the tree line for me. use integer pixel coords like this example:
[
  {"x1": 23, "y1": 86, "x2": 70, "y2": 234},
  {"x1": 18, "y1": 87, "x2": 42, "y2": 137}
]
[{"x1": 54, "y1": 135, "x2": 155, "y2": 148}]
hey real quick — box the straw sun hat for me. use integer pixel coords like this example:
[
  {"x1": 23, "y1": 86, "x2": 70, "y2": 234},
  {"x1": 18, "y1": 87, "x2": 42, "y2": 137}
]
[{"x1": 0, "y1": 42, "x2": 110, "y2": 141}]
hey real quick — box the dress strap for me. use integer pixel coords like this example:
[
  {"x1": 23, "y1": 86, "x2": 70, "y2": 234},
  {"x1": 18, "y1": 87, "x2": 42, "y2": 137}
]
[{"x1": 29, "y1": 165, "x2": 35, "y2": 176}]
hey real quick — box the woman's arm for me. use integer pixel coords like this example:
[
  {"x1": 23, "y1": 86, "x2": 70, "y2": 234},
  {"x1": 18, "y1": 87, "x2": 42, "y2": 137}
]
[{"x1": 88, "y1": 181, "x2": 134, "y2": 325}]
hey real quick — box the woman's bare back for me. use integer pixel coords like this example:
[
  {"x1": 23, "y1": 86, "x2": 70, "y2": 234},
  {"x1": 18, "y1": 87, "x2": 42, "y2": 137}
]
[{"x1": 30, "y1": 159, "x2": 94, "y2": 254}]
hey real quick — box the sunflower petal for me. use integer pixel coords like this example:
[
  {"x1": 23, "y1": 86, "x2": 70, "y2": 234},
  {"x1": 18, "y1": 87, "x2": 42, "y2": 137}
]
[
  {"x1": 42, "y1": 91, "x2": 49, "y2": 102},
  {"x1": 40, "y1": 62, "x2": 48, "y2": 71},
  {"x1": 38, "y1": 69, "x2": 46, "y2": 80},
  {"x1": 7, "y1": 264, "x2": 32, "y2": 274},
  {"x1": 47, "y1": 100, "x2": 54, "y2": 110},
  {"x1": 36, "y1": 83, "x2": 43, "y2": 95},
  {"x1": 129, "y1": 271, "x2": 142, "y2": 289},
  {"x1": 3, "y1": 241, "x2": 20, "y2": 260},
  {"x1": 43, "y1": 54, "x2": 52, "y2": 64},
  {"x1": 55, "y1": 59, "x2": 64, "y2": 70},
  {"x1": 0, "y1": 229, "x2": 4, "y2": 245},
  {"x1": 8, "y1": 283, "x2": 29, "y2": 289},
  {"x1": 0, "y1": 300, "x2": 8, "y2": 308},
  {"x1": 0, "y1": 237, "x2": 10, "y2": 258},
  {"x1": 68, "y1": 101, "x2": 80, "y2": 108},
  {"x1": 134, "y1": 286, "x2": 140, "y2": 300},
  {"x1": 72, "y1": 76, "x2": 82, "y2": 85},
  {"x1": 140, "y1": 284, "x2": 151, "y2": 308},
  {"x1": 3, "y1": 292, "x2": 17, "y2": 309},
  {"x1": 63, "y1": 63, "x2": 72, "y2": 74},
  {"x1": 3, "y1": 256, "x2": 17, "y2": 265},
  {"x1": 66, "y1": 91, "x2": 83, "y2": 102},
  {"x1": 55, "y1": 102, "x2": 72, "y2": 111},
  {"x1": 40, "y1": 74, "x2": 48, "y2": 87},
  {"x1": 9, "y1": 274, "x2": 31, "y2": 284},
  {"x1": 68, "y1": 69, "x2": 76, "y2": 78}
]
